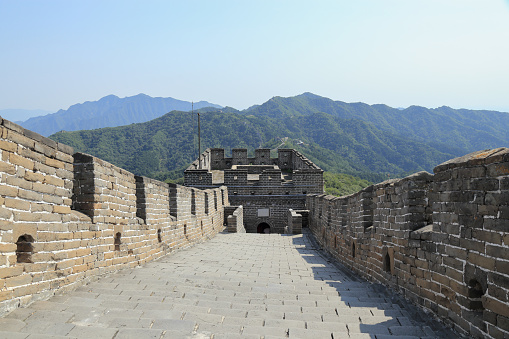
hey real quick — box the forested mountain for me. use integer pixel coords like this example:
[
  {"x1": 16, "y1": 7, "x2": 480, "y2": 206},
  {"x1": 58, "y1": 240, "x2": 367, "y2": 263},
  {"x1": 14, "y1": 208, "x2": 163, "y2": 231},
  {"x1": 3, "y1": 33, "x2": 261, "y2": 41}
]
[
  {"x1": 20, "y1": 94, "x2": 221, "y2": 136},
  {"x1": 244, "y1": 93, "x2": 509, "y2": 155},
  {"x1": 49, "y1": 93, "x2": 509, "y2": 188}
]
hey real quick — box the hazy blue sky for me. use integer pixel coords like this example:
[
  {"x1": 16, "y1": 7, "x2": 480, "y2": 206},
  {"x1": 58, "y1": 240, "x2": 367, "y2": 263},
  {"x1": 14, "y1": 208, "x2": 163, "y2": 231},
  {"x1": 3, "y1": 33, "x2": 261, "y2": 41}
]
[{"x1": 1, "y1": 0, "x2": 508, "y2": 113}]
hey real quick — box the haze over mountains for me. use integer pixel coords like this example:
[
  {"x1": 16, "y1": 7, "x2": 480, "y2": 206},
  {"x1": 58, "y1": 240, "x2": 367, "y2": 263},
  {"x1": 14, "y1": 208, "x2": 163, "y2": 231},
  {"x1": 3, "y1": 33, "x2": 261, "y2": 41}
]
[
  {"x1": 20, "y1": 94, "x2": 222, "y2": 137},
  {"x1": 0, "y1": 109, "x2": 53, "y2": 123},
  {"x1": 49, "y1": 92, "x2": 509, "y2": 185}
]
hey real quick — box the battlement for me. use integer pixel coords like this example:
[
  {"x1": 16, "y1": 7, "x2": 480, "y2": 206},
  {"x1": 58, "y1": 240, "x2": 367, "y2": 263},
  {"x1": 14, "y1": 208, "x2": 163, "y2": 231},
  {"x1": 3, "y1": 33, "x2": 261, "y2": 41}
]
[
  {"x1": 307, "y1": 148, "x2": 509, "y2": 338},
  {"x1": 185, "y1": 148, "x2": 323, "y2": 233},
  {"x1": 0, "y1": 118, "x2": 229, "y2": 315},
  {"x1": 185, "y1": 148, "x2": 321, "y2": 172}
]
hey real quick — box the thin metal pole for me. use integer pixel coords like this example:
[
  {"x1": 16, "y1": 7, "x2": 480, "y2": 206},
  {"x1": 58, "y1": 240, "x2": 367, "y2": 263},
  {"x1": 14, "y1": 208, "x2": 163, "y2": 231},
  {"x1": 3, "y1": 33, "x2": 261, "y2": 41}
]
[
  {"x1": 198, "y1": 111, "x2": 201, "y2": 169},
  {"x1": 193, "y1": 101, "x2": 201, "y2": 169}
]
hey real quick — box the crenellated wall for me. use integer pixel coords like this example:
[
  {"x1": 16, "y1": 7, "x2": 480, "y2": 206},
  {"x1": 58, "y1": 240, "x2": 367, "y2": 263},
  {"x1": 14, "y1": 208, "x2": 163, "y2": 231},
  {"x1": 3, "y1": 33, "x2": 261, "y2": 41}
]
[
  {"x1": 307, "y1": 148, "x2": 509, "y2": 339},
  {"x1": 0, "y1": 118, "x2": 227, "y2": 316}
]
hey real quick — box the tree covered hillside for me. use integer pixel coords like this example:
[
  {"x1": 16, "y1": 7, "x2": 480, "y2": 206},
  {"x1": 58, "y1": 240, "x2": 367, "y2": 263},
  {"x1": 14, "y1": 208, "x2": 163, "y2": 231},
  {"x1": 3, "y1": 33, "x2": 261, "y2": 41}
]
[{"x1": 50, "y1": 93, "x2": 509, "y2": 189}]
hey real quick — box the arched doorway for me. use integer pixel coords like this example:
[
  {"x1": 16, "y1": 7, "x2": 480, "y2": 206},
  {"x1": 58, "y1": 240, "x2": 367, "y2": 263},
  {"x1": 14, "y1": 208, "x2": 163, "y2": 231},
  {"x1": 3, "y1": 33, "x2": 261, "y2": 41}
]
[{"x1": 257, "y1": 222, "x2": 271, "y2": 234}]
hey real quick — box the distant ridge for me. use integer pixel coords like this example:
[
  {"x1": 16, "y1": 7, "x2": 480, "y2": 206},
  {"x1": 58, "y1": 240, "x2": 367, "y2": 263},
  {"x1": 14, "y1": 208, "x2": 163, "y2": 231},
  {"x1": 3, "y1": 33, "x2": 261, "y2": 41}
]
[
  {"x1": 49, "y1": 92, "x2": 509, "y2": 183},
  {"x1": 20, "y1": 94, "x2": 222, "y2": 136}
]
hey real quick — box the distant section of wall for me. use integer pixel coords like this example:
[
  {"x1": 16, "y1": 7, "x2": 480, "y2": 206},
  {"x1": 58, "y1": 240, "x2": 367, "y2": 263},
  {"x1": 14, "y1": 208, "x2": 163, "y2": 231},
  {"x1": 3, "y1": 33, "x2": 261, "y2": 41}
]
[
  {"x1": 0, "y1": 118, "x2": 227, "y2": 316},
  {"x1": 307, "y1": 148, "x2": 509, "y2": 339}
]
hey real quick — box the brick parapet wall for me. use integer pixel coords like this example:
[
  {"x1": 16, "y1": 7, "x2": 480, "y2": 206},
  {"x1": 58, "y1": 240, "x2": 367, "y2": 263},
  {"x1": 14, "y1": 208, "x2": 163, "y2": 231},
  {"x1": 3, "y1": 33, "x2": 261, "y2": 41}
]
[
  {"x1": 0, "y1": 119, "x2": 227, "y2": 316},
  {"x1": 73, "y1": 152, "x2": 137, "y2": 225},
  {"x1": 307, "y1": 148, "x2": 509, "y2": 338},
  {"x1": 287, "y1": 209, "x2": 302, "y2": 234},
  {"x1": 226, "y1": 205, "x2": 244, "y2": 233}
]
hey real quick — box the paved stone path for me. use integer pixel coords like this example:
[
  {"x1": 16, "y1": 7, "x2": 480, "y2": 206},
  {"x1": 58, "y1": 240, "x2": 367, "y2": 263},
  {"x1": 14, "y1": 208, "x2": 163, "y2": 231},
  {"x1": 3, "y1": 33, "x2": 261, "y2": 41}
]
[{"x1": 0, "y1": 231, "x2": 458, "y2": 338}]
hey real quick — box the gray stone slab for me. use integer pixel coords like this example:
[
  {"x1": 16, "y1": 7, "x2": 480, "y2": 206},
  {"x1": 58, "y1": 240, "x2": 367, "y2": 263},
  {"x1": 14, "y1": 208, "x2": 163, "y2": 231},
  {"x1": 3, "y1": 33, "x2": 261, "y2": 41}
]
[
  {"x1": 347, "y1": 323, "x2": 391, "y2": 335},
  {"x1": 264, "y1": 318, "x2": 305, "y2": 329},
  {"x1": 25, "y1": 310, "x2": 74, "y2": 323},
  {"x1": 26, "y1": 335, "x2": 76, "y2": 339},
  {"x1": 208, "y1": 308, "x2": 247, "y2": 318},
  {"x1": 0, "y1": 318, "x2": 26, "y2": 331},
  {"x1": 20, "y1": 321, "x2": 75, "y2": 336},
  {"x1": 288, "y1": 328, "x2": 334, "y2": 338},
  {"x1": 196, "y1": 323, "x2": 241, "y2": 334},
  {"x1": 4, "y1": 308, "x2": 36, "y2": 321},
  {"x1": 222, "y1": 317, "x2": 264, "y2": 327},
  {"x1": 284, "y1": 312, "x2": 322, "y2": 322},
  {"x1": 28, "y1": 301, "x2": 68, "y2": 312},
  {"x1": 105, "y1": 317, "x2": 153, "y2": 329},
  {"x1": 388, "y1": 325, "x2": 426, "y2": 336},
  {"x1": 0, "y1": 331, "x2": 29, "y2": 339},
  {"x1": 140, "y1": 309, "x2": 183, "y2": 319},
  {"x1": 209, "y1": 333, "x2": 259, "y2": 339},
  {"x1": 115, "y1": 328, "x2": 164, "y2": 339},
  {"x1": 183, "y1": 312, "x2": 224, "y2": 324},
  {"x1": 67, "y1": 326, "x2": 118, "y2": 338},
  {"x1": 242, "y1": 325, "x2": 287, "y2": 337},
  {"x1": 151, "y1": 318, "x2": 196, "y2": 332},
  {"x1": 307, "y1": 321, "x2": 348, "y2": 332}
]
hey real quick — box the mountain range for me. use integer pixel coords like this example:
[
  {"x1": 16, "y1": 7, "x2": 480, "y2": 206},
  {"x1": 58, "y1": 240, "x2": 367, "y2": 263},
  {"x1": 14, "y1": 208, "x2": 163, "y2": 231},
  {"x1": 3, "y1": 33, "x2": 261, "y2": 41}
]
[
  {"x1": 49, "y1": 92, "x2": 509, "y2": 185},
  {"x1": 20, "y1": 94, "x2": 222, "y2": 136}
]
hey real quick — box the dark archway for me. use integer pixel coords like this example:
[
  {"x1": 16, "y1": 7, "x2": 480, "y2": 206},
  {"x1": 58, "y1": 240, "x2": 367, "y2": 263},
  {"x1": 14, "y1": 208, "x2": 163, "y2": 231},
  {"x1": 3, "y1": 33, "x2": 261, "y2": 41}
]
[
  {"x1": 16, "y1": 234, "x2": 34, "y2": 263},
  {"x1": 257, "y1": 222, "x2": 271, "y2": 234}
]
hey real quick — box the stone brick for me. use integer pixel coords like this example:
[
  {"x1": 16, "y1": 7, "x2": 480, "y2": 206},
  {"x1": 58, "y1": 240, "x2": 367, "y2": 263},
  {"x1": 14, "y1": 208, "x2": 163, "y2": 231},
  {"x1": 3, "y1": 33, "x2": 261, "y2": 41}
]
[
  {"x1": 53, "y1": 205, "x2": 71, "y2": 214},
  {"x1": 45, "y1": 158, "x2": 65, "y2": 169},
  {"x1": 0, "y1": 161, "x2": 16, "y2": 175},
  {"x1": 5, "y1": 274, "x2": 32, "y2": 288},
  {"x1": 9, "y1": 153, "x2": 34, "y2": 170},
  {"x1": 0, "y1": 206, "x2": 13, "y2": 219},
  {"x1": 467, "y1": 252, "x2": 495, "y2": 270},
  {"x1": 24, "y1": 171, "x2": 44, "y2": 182},
  {"x1": 484, "y1": 296, "x2": 509, "y2": 318},
  {"x1": 32, "y1": 182, "x2": 56, "y2": 194},
  {"x1": 4, "y1": 198, "x2": 30, "y2": 211},
  {"x1": 0, "y1": 185, "x2": 18, "y2": 197},
  {"x1": 6, "y1": 176, "x2": 32, "y2": 190},
  {"x1": 487, "y1": 245, "x2": 509, "y2": 261},
  {"x1": 0, "y1": 266, "x2": 23, "y2": 279},
  {"x1": 18, "y1": 189, "x2": 42, "y2": 203},
  {"x1": 472, "y1": 229, "x2": 502, "y2": 245}
]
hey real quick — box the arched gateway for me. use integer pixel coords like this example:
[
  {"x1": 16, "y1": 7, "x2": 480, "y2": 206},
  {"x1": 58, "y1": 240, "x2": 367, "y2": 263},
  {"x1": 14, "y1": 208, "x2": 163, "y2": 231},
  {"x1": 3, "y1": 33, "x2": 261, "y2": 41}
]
[{"x1": 256, "y1": 222, "x2": 271, "y2": 234}]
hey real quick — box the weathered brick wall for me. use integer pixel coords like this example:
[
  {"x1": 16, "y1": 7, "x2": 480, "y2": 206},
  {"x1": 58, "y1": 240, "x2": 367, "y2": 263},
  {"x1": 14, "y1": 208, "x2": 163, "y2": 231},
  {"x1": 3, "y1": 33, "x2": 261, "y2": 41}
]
[
  {"x1": 0, "y1": 118, "x2": 227, "y2": 316},
  {"x1": 74, "y1": 153, "x2": 137, "y2": 225},
  {"x1": 287, "y1": 209, "x2": 302, "y2": 234},
  {"x1": 307, "y1": 148, "x2": 509, "y2": 338},
  {"x1": 227, "y1": 205, "x2": 244, "y2": 233}
]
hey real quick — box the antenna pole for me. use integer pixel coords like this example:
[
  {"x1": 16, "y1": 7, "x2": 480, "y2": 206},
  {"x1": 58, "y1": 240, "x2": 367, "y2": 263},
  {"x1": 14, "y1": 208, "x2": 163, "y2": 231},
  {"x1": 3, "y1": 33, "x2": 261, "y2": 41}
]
[{"x1": 193, "y1": 102, "x2": 202, "y2": 170}]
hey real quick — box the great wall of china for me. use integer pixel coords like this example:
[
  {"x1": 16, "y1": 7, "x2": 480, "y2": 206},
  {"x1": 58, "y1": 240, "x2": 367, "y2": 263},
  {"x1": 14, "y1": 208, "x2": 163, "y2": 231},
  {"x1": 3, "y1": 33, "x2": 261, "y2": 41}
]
[
  {"x1": 0, "y1": 118, "x2": 239, "y2": 317},
  {"x1": 307, "y1": 149, "x2": 509, "y2": 338},
  {"x1": 0, "y1": 116, "x2": 507, "y2": 338}
]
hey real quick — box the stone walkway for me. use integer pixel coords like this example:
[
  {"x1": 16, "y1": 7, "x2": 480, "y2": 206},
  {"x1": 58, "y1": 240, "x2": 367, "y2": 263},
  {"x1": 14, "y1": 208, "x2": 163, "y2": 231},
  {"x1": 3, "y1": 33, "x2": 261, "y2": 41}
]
[{"x1": 0, "y1": 231, "x2": 458, "y2": 338}]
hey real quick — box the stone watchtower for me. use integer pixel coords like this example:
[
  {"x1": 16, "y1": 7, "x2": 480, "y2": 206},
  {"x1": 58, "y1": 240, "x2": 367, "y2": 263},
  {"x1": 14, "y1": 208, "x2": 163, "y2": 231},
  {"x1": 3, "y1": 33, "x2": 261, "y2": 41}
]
[{"x1": 184, "y1": 148, "x2": 324, "y2": 233}]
